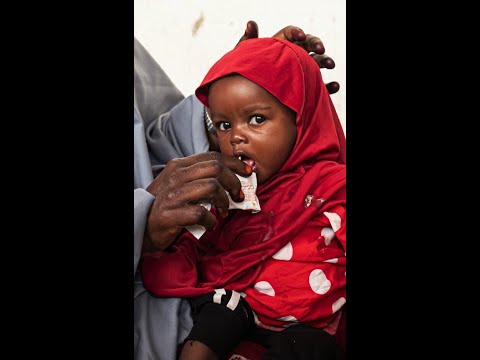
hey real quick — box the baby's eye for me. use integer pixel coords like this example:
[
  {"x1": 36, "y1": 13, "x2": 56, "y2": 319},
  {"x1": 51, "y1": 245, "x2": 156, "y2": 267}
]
[
  {"x1": 218, "y1": 121, "x2": 231, "y2": 131},
  {"x1": 249, "y1": 115, "x2": 266, "y2": 125}
]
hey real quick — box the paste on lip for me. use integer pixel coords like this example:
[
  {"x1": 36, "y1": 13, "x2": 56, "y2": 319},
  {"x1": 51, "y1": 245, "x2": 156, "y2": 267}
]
[
  {"x1": 242, "y1": 158, "x2": 255, "y2": 170},
  {"x1": 186, "y1": 172, "x2": 261, "y2": 239}
]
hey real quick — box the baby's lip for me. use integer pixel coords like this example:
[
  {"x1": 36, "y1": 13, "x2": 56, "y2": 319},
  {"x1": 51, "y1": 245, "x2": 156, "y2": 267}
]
[
  {"x1": 243, "y1": 158, "x2": 256, "y2": 169},
  {"x1": 234, "y1": 152, "x2": 256, "y2": 171}
]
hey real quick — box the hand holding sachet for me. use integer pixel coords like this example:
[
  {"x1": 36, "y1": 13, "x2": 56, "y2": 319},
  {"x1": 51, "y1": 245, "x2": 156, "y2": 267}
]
[{"x1": 186, "y1": 172, "x2": 261, "y2": 239}]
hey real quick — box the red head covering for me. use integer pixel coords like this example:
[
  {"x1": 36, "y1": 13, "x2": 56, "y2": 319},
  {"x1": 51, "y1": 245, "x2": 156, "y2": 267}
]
[
  {"x1": 141, "y1": 38, "x2": 346, "y2": 330},
  {"x1": 196, "y1": 38, "x2": 346, "y2": 169}
]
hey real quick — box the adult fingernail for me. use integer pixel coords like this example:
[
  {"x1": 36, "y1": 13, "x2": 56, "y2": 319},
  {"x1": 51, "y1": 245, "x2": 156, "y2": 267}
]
[{"x1": 315, "y1": 42, "x2": 325, "y2": 53}]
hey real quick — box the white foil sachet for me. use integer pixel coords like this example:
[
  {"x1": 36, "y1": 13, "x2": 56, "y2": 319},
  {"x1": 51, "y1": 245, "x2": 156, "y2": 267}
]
[
  {"x1": 227, "y1": 172, "x2": 261, "y2": 213},
  {"x1": 185, "y1": 203, "x2": 212, "y2": 240},
  {"x1": 186, "y1": 173, "x2": 261, "y2": 239}
]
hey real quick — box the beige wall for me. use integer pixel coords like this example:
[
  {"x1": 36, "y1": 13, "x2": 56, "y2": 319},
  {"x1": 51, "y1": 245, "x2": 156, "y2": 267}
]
[{"x1": 134, "y1": 0, "x2": 346, "y2": 133}]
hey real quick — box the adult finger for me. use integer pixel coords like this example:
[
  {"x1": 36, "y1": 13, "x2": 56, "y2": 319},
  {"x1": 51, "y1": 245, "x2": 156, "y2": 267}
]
[
  {"x1": 145, "y1": 205, "x2": 217, "y2": 250},
  {"x1": 176, "y1": 160, "x2": 249, "y2": 203},
  {"x1": 311, "y1": 54, "x2": 335, "y2": 69},
  {"x1": 171, "y1": 152, "x2": 252, "y2": 178},
  {"x1": 173, "y1": 204, "x2": 218, "y2": 230},
  {"x1": 161, "y1": 177, "x2": 232, "y2": 215},
  {"x1": 303, "y1": 34, "x2": 325, "y2": 55},
  {"x1": 236, "y1": 20, "x2": 259, "y2": 46},
  {"x1": 272, "y1": 26, "x2": 306, "y2": 43},
  {"x1": 325, "y1": 82, "x2": 340, "y2": 95}
]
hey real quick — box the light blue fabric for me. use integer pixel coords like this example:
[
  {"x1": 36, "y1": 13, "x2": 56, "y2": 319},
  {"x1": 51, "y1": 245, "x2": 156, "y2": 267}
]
[{"x1": 134, "y1": 37, "x2": 207, "y2": 360}]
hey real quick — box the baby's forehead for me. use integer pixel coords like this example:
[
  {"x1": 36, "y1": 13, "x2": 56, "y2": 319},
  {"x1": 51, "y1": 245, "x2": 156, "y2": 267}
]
[{"x1": 208, "y1": 74, "x2": 296, "y2": 117}]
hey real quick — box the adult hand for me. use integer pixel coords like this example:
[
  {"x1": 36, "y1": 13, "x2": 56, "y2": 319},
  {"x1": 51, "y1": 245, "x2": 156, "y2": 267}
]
[
  {"x1": 144, "y1": 152, "x2": 252, "y2": 251},
  {"x1": 237, "y1": 20, "x2": 340, "y2": 95}
]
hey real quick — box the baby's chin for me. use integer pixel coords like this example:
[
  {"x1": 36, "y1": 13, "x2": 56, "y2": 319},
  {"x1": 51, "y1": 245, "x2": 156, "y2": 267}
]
[
  {"x1": 256, "y1": 166, "x2": 286, "y2": 186},
  {"x1": 254, "y1": 170, "x2": 268, "y2": 186}
]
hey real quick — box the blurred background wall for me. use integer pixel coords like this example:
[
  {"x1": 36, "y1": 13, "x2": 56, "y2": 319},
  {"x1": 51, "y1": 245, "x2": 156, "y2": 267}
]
[{"x1": 134, "y1": 0, "x2": 346, "y2": 133}]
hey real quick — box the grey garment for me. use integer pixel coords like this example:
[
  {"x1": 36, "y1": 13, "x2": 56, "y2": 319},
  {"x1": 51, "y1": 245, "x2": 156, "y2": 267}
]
[
  {"x1": 134, "y1": 37, "x2": 207, "y2": 360},
  {"x1": 134, "y1": 38, "x2": 184, "y2": 127},
  {"x1": 134, "y1": 273, "x2": 193, "y2": 360},
  {"x1": 134, "y1": 187, "x2": 154, "y2": 274},
  {"x1": 147, "y1": 94, "x2": 208, "y2": 176}
]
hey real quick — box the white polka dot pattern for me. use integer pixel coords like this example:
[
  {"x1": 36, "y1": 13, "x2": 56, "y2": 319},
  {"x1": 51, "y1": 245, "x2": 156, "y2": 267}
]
[
  {"x1": 324, "y1": 258, "x2": 338, "y2": 263},
  {"x1": 323, "y1": 212, "x2": 341, "y2": 232},
  {"x1": 309, "y1": 269, "x2": 331, "y2": 295},
  {"x1": 321, "y1": 227, "x2": 335, "y2": 246},
  {"x1": 272, "y1": 242, "x2": 293, "y2": 260},
  {"x1": 254, "y1": 281, "x2": 276, "y2": 296},
  {"x1": 277, "y1": 315, "x2": 298, "y2": 322},
  {"x1": 332, "y1": 297, "x2": 346, "y2": 314}
]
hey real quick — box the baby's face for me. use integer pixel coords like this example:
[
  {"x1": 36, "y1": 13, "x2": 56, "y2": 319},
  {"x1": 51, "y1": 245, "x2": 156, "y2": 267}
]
[{"x1": 208, "y1": 75, "x2": 296, "y2": 185}]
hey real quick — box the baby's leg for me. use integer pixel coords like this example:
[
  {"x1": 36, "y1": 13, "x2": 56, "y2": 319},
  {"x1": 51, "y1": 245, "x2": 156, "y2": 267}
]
[
  {"x1": 181, "y1": 291, "x2": 254, "y2": 360},
  {"x1": 180, "y1": 339, "x2": 218, "y2": 360},
  {"x1": 254, "y1": 325, "x2": 340, "y2": 360}
]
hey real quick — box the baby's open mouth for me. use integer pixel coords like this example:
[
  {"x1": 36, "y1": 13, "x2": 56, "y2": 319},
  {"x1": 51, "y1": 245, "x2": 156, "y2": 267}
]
[{"x1": 238, "y1": 155, "x2": 256, "y2": 171}]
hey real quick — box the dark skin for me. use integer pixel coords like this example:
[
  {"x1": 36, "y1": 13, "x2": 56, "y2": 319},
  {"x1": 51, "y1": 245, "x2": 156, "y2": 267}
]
[{"x1": 144, "y1": 21, "x2": 340, "y2": 253}]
